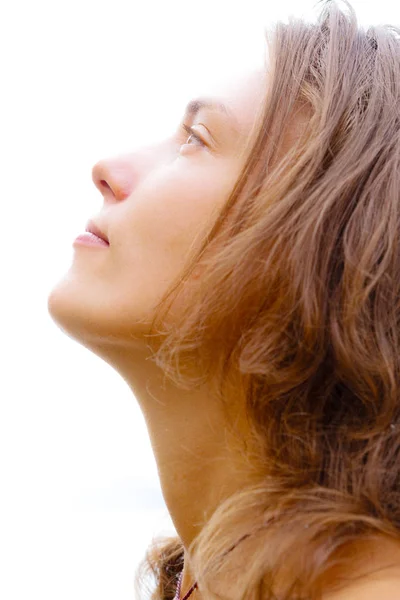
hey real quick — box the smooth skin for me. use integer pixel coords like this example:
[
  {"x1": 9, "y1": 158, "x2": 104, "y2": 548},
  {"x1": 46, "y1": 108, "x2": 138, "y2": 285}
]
[{"x1": 47, "y1": 67, "x2": 400, "y2": 599}]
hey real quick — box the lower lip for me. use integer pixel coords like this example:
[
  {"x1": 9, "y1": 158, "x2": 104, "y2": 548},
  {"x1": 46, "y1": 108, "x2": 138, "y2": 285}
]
[{"x1": 73, "y1": 232, "x2": 109, "y2": 247}]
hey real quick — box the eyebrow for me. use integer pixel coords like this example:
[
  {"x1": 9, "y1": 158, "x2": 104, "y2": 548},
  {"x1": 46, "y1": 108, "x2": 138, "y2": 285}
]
[{"x1": 183, "y1": 97, "x2": 241, "y2": 134}]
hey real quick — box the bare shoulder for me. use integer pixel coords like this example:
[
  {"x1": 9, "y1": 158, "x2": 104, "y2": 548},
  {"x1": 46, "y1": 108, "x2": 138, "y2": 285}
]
[
  {"x1": 322, "y1": 537, "x2": 400, "y2": 600},
  {"x1": 324, "y1": 576, "x2": 400, "y2": 600}
]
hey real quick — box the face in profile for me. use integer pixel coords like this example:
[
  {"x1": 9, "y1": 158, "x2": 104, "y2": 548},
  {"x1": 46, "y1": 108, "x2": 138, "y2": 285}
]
[{"x1": 47, "y1": 68, "x2": 266, "y2": 350}]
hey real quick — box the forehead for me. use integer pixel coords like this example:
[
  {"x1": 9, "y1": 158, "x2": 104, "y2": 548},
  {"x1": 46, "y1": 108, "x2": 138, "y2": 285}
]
[
  {"x1": 211, "y1": 66, "x2": 312, "y2": 155},
  {"x1": 195, "y1": 68, "x2": 267, "y2": 135},
  {"x1": 222, "y1": 68, "x2": 266, "y2": 120}
]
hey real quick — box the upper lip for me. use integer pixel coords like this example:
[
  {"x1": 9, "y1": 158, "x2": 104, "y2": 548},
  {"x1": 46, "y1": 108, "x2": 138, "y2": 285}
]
[{"x1": 85, "y1": 219, "x2": 109, "y2": 244}]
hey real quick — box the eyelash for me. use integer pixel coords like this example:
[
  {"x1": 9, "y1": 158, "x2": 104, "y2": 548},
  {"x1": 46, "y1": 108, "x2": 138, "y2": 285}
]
[{"x1": 181, "y1": 123, "x2": 207, "y2": 148}]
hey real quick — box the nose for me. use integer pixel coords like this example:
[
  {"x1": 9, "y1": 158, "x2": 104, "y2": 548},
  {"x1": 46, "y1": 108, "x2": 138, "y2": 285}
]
[{"x1": 91, "y1": 158, "x2": 133, "y2": 202}]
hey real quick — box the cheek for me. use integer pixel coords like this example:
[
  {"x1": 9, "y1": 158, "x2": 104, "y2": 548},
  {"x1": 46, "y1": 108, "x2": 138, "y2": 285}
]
[{"x1": 119, "y1": 162, "x2": 235, "y2": 281}]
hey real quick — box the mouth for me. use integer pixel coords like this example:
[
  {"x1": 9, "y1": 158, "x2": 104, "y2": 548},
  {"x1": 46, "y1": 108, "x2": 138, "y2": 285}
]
[{"x1": 85, "y1": 220, "x2": 109, "y2": 245}]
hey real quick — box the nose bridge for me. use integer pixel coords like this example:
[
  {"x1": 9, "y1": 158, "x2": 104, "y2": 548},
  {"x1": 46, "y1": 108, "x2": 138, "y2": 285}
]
[{"x1": 91, "y1": 156, "x2": 135, "y2": 202}]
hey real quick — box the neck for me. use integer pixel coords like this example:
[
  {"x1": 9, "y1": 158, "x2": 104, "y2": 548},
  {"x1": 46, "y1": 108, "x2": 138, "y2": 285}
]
[
  {"x1": 109, "y1": 346, "x2": 255, "y2": 541},
  {"x1": 89, "y1": 340, "x2": 259, "y2": 595}
]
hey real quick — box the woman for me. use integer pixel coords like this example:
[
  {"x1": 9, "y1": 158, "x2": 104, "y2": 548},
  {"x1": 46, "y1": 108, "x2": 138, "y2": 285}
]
[{"x1": 47, "y1": 0, "x2": 400, "y2": 598}]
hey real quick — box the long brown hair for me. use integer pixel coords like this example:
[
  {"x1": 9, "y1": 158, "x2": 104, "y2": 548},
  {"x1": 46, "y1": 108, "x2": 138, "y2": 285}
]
[{"x1": 136, "y1": 1, "x2": 400, "y2": 597}]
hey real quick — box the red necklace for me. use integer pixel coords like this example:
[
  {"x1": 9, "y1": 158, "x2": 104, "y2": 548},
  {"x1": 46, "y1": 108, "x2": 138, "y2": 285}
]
[{"x1": 173, "y1": 571, "x2": 198, "y2": 600}]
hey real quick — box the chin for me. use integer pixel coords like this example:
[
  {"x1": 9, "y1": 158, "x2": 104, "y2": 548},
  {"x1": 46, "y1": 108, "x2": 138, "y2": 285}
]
[
  {"x1": 47, "y1": 274, "x2": 94, "y2": 345},
  {"x1": 47, "y1": 273, "x2": 152, "y2": 353}
]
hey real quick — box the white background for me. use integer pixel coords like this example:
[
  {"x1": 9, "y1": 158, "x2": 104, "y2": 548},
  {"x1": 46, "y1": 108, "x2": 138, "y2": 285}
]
[{"x1": 1, "y1": 1, "x2": 398, "y2": 599}]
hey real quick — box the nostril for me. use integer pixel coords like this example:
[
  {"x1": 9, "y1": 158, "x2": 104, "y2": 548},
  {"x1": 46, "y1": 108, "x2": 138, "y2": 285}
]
[
  {"x1": 92, "y1": 159, "x2": 131, "y2": 200},
  {"x1": 100, "y1": 180, "x2": 111, "y2": 190}
]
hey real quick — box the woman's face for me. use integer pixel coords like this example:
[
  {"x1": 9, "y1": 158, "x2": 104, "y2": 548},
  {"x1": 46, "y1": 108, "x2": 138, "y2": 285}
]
[{"x1": 48, "y1": 68, "x2": 266, "y2": 346}]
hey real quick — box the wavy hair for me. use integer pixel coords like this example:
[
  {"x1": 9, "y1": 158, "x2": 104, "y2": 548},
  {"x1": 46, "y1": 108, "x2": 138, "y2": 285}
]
[{"x1": 136, "y1": 1, "x2": 400, "y2": 598}]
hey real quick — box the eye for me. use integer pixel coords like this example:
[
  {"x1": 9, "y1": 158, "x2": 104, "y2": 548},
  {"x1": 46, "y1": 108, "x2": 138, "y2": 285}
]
[{"x1": 180, "y1": 124, "x2": 207, "y2": 149}]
